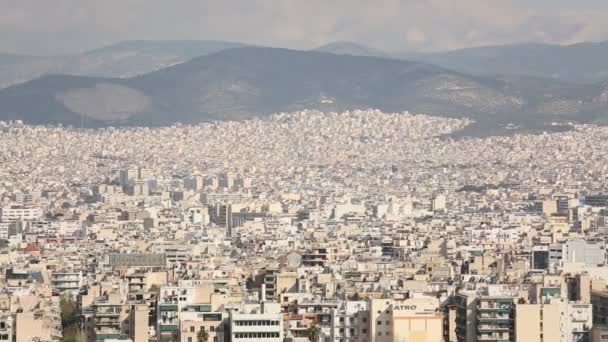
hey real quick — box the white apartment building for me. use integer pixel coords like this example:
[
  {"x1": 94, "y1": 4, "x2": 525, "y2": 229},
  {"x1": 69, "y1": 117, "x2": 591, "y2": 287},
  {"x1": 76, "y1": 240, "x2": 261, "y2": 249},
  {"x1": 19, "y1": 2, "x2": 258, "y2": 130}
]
[
  {"x1": 0, "y1": 206, "x2": 42, "y2": 222},
  {"x1": 0, "y1": 222, "x2": 10, "y2": 240},
  {"x1": 329, "y1": 300, "x2": 370, "y2": 342},
  {"x1": 50, "y1": 271, "x2": 84, "y2": 295},
  {"x1": 227, "y1": 303, "x2": 283, "y2": 342}
]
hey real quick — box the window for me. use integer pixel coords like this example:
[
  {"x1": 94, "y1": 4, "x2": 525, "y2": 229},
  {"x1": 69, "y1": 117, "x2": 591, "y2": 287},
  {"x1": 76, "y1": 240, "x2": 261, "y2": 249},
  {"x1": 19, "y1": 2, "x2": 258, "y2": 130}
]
[
  {"x1": 190, "y1": 327, "x2": 195, "y2": 332},
  {"x1": 377, "y1": 321, "x2": 381, "y2": 325},
  {"x1": 187, "y1": 337, "x2": 192, "y2": 342}
]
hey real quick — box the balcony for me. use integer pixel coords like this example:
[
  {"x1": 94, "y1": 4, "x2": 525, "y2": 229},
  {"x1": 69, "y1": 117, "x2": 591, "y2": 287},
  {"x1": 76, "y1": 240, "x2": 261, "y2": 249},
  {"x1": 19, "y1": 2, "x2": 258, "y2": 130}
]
[
  {"x1": 95, "y1": 318, "x2": 121, "y2": 326},
  {"x1": 96, "y1": 333, "x2": 128, "y2": 341},
  {"x1": 159, "y1": 325, "x2": 178, "y2": 332},
  {"x1": 478, "y1": 333, "x2": 511, "y2": 341},
  {"x1": 128, "y1": 278, "x2": 145, "y2": 285},
  {"x1": 478, "y1": 314, "x2": 511, "y2": 321},
  {"x1": 96, "y1": 309, "x2": 121, "y2": 317},
  {"x1": 477, "y1": 305, "x2": 512, "y2": 312},
  {"x1": 159, "y1": 304, "x2": 178, "y2": 312},
  {"x1": 478, "y1": 325, "x2": 512, "y2": 331}
]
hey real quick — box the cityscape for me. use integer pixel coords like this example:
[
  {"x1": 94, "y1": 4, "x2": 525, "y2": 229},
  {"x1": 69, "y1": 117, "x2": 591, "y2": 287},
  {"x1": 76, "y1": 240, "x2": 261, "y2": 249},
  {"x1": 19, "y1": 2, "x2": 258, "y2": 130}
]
[
  {"x1": 1, "y1": 109, "x2": 608, "y2": 341},
  {"x1": 4, "y1": 1, "x2": 608, "y2": 342}
]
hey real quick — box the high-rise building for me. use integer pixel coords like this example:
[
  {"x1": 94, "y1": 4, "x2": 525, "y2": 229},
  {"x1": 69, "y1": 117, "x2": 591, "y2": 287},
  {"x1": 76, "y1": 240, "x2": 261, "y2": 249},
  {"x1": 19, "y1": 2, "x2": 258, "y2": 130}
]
[
  {"x1": 592, "y1": 290, "x2": 608, "y2": 331},
  {"x1": 209, "y1": 204, "x2": 233, "y2": 228},
  {"x1": 119, "y1": 168, "x2": 139, "y2": 187},
  {"x1": 455, "y1": 292, "x2": 516, "y2": 342},
  {"x1": 432, "y1": 195, "x2": 447, "y2": 212},
  {"x1": 184, "y1": 175, "x2": 204, "y2": 191},
  {"x1": 531, "y1": 246, "x2": 550, "y2": 270},
  {"x1": 219, "y1": 172, "x2": 236, "y2": 189},
  {"x1": 138, "y1": 168, "x2": 152, "y2": 180},
  {"x1": 585, "y1": 195, "x2": 608, "y2": 207}
]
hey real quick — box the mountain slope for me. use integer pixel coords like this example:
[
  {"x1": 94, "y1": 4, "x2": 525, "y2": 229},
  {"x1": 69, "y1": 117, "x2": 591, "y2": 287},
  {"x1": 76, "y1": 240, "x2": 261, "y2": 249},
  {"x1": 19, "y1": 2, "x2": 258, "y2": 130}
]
[
  {"x1": 70, "y1": 40, "x2": 247, "y2": 78},
  {"x1": 0, "y1": 40, "x2": 245, "y2": 89},
  {"x1": 314, "y1": 42, "x2": 389, "y2": 58},
  {"x1": 410, "y1": 41, "x2": 608, "y2": 84},
  {"x1": 0, "y1": 75, "x2": 110, "y2": 126},
  {"x1": 0, "y1": 47, "x2": 607, "y2": 133}
]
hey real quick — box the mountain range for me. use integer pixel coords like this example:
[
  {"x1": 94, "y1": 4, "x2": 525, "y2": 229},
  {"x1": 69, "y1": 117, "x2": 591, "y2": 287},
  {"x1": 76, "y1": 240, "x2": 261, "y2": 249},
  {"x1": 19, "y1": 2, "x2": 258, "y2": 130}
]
[
  {"x1": 1, "y1": 41, "x2": 608, "y2": 135},
  {"x1": 411, "y1": 41, "x2": 608, "y2": 84},
  {"x1": 314, "y1": 42, "x2": 389, "y2": 58},
  {"x1": 0, "y1": 40, "x2": 245, "y2": 89}
]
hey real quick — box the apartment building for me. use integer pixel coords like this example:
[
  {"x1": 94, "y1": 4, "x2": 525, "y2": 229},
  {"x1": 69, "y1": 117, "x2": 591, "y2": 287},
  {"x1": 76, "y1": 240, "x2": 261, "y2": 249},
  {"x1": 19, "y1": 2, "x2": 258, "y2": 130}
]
[
  {"x1": 50, "y1": 271, "x2": 83, "y2": 295},
  {"x1": 227, "y1": 302, "x2": 283, "y2": 342},
  {"x1": 0, "y1": 206, "x2": 42, "y2": 221},
  {"x1": 88, "y1": 297, "x2": 148, "y2": 342}
]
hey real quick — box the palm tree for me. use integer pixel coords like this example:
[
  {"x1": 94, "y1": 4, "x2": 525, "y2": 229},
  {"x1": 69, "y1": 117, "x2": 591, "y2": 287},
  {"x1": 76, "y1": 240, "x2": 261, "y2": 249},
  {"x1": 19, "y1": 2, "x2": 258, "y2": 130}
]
[
  {"x1": 307, "y1": 324, "x2": 321, "y2": 342},
  {"x1": 197, "y1": 326, "x2": 209, "y2": 342}
]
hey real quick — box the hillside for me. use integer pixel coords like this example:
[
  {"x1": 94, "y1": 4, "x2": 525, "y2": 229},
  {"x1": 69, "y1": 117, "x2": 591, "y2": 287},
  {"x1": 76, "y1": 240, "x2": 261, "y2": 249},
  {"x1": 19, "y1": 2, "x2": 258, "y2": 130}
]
[
  {"x1": 0, "y1": 40, "x2": 245, "y2": 89},
  {"x1": 411, "y1": 41, "x2": 608, "y2": 84},
  {"x1": 313, "y1": 42, "x2": 389, "y2": 58},
  {"x1": 0, "y1": 47, "x2": 607, "y2": 134}
]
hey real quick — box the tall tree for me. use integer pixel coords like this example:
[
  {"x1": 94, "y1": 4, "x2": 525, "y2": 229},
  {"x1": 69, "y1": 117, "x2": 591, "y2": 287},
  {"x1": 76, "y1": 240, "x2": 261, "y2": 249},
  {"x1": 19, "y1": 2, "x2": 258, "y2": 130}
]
[
  {"x1": 307, "y1": 324, "x2": 321, "y2": 342},
  {"x1": 197, "y1": 326, "x2": 209, "y2": 342}
]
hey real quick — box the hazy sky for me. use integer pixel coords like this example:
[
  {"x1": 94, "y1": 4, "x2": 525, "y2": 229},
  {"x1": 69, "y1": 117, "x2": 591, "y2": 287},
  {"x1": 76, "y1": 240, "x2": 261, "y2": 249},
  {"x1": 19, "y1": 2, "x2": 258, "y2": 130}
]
[{"x1": 2, "y1": 0, "x2": 608, "y2": 55}]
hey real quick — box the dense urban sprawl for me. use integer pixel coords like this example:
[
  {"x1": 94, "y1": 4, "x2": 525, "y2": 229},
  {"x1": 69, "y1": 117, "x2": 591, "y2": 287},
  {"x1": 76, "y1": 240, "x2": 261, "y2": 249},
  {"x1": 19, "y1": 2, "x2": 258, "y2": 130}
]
[{"x1": 1, "y1": 110, "x2": 608, "y2": 342}]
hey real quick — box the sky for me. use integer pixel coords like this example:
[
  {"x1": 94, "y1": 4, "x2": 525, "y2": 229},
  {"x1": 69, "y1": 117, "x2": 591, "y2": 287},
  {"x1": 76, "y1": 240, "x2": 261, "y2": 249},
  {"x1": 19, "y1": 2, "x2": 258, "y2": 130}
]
[{"x1": 2, "y1": 0, "x2": 608, "y2": 55}]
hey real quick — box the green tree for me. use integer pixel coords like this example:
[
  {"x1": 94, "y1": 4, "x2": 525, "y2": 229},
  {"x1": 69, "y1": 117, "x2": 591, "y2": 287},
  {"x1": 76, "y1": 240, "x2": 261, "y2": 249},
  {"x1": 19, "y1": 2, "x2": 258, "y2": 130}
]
[
  {"x1": 61, "y1": 336, "x2": 77, "y2": 342},
  {"x1": 306, "y1": 324, "x2": 321, "y2": 342},
  {"x1": 197, "y1": 326, "x2": 209, "y2": 342},
  {"x1": 60, "y1": 296, "x2": 78, "y2": 327},
  {"x1": 60, "y1": 295, "x2": 80, "y2": 342}
]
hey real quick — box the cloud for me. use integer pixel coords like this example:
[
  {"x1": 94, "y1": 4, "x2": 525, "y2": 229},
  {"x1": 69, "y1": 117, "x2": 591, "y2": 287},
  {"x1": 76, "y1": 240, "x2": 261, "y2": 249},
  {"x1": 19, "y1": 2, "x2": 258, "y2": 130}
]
[{"x1": 0, "y1": 0, "x2": 607, "y2": 55}]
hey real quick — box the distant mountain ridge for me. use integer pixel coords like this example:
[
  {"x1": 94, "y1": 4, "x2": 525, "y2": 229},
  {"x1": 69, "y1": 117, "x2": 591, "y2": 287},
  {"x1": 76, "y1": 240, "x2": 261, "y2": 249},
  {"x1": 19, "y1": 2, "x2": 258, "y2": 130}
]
[
  {"x1": 1, "y1": 46, "x2": 607, "y2": 135},
  {"x1": 410, "y1": 41, "x2": 608, "y2": 84},
  {"x1": 5, "y1": 39, "x2": 608, "y2": 88},
  {"x1": 313, "y1": 40, "x2": 608, "y2": 84},
  {"x1": 313, "y1": 41, "x2": 389, "y2": 58},
  {"x1": 0, "y1": 40, "x2": 246, "y2": 89}
]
